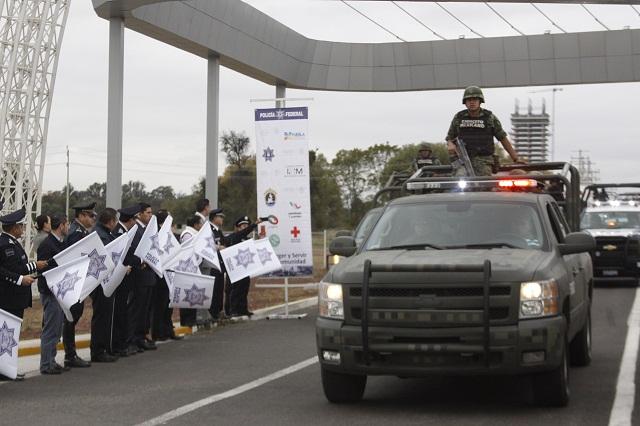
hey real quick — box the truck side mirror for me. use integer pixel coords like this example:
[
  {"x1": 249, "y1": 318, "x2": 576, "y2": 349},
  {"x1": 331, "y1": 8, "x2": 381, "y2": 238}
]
[
  {"x1": 329, "y1": 236, "x2": 357, "y2": 257},
  {"x1": 559, "y1": 232, "x2": 596, "y2": 255},
  {"x1": 334, "y1": 230, "x2": 353, "y2": 238}
]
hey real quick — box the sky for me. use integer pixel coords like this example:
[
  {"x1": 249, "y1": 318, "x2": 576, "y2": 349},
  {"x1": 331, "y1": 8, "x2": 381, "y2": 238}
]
[{"x1": 43, "y1": 0, "x2": 640, "y2": 194}]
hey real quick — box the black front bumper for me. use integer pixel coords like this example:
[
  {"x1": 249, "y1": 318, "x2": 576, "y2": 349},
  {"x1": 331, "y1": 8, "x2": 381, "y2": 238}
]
[{"x1": 316, "y1": 315, "x2": 566, "y2": 376}]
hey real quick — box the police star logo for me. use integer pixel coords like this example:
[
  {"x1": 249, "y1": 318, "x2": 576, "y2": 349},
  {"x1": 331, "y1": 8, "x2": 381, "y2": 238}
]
[
  {"x1": 54, "y1": 271, "x2": 82, "y2": 299},
  {"x1": 262, "y1": 147, "x2": 275, "y2": 162},
  {"x1": 234, "y1": 248, "x2": 256, "y2": 269},
  {"x1": 257, "y1": 247, "x2": 273, "y2": 266},
  {"x1": 176, "y1": 258, "x2": 198, "y2": 274},
  {"x1": 182, "y1": 284, "x2": 210, "y2": 307},
  {"x1": 276, "y1": 109, "x2": 285, "y2": 120},
  {"x1": 82, "y1": 249, "x2": 108, "y2": 279},
  {"x1": 163, "y1": 234, "x2": 175, "y2": 253},
  {"x1": 0, "y1": 321, "x2": 18, "y2": 358},
  {"x1": 150, "y1": 234, "x2": 164, "y2": 255}
]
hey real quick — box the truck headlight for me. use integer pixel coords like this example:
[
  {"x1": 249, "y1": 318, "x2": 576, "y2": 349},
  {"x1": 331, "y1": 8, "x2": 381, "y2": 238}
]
[
  {"x1": 319, "y1": 282, "x2": 344, "y2": 320},
  {"x1": 519, "y1": 279, "x2": 559, "y2": 319}
]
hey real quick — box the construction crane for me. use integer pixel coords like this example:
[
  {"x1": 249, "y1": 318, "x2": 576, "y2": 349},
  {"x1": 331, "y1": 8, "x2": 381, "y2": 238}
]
[{"x1": 529, "y1": 87, "x2": 563, "y2": 162}]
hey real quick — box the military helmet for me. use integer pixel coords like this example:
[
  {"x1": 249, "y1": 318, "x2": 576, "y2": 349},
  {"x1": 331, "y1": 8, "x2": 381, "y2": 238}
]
[
  {"x1": 418, "y1": 142, "x2": 433, "y2": 151},
  {"x1": 462, "y1": 85, "x2": 484, "y2": 104}
]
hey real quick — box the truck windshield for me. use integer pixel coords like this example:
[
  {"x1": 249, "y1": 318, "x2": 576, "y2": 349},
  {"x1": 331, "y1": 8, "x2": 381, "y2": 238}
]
[
  {"x1": 354, "y1": 209, "x2": 383, "y2": 247},
  {"x1": 581, "y1": 211, "x2": 640, "y2": 229},
  {"x1": 363, "y1": 202, "x2": 545, "y2": 251}
]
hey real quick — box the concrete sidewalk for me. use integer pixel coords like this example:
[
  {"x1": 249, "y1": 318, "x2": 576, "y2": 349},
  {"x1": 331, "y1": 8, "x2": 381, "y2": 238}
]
[{"x1": 17, "y1": 296, "x2": 317, "y2": 358}]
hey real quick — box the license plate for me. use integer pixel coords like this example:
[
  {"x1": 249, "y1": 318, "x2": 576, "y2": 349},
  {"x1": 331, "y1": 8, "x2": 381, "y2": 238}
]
[{"x1": 603, "y1": 270, "x2": 619, "y2": 277}]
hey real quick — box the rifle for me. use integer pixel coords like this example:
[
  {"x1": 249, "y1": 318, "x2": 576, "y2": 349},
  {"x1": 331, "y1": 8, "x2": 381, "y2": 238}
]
[{"x1": 452, "y1": 138, "x2": 476, "y2": 177}]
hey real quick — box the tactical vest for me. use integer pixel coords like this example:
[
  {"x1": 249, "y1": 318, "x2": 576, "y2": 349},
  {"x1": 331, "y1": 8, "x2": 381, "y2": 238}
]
[{"x1": 457, "y1": 109, "x2": 495, "y2": 156}]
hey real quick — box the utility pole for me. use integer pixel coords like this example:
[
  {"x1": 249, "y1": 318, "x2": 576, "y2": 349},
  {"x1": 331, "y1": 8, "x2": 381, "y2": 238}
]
[{"x1": 65, "y1": 145, "x2": 70, "y2": 216}]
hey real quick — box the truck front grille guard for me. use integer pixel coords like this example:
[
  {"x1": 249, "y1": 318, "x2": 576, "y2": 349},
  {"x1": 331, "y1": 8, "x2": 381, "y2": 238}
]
[{"x1": 361, "y1": 260, "x2": 493, "y2": 367}]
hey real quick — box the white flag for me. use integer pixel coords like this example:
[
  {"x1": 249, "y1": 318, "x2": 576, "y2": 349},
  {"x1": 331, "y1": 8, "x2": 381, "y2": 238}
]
[
  {"x1": 168, "y1": 270, "x2": 215, "y2": 309},
  {"x1": 54, "y1": 232, "x2": 113, "y2": 301},
  {"x1": 193, "y1": 223, "x2": 221, "y2": 271},
  {"x1": 254, "y1": 238, "x2": 283, "y2": 276},
  {"x1": 101, "y1": 225, "x2": 137, "y2": 297},
  {"x1": 134, "y1": 216, "x2": 163, "y2": 277},
  {"x1": 158, "y1": 215, "x2": 180, "y2": 266},
  {"x1": 43, "y1": 256, "x2": 91, "y2": 322},
  {"x1": 0, "y1": 308, "x2": 22, "y2": 380},
  {"x1": 221, "y1": 239, "x2": 262, "y2": 283},
  {"x1": 163, "y1": 245, "x2": 201, "y2": 291}
]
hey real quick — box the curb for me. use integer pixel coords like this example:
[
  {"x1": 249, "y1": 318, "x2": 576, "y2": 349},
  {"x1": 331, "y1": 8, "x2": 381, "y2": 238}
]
[{"x1": 17, "y1": 297, "x2": 317, "y2": 358}]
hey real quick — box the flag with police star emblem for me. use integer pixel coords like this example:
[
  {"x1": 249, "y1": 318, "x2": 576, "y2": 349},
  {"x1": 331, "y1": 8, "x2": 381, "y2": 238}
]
[
  {"x1": 193, "y1": 222, "x2": 221, "y2": 271},
  {"x1": 101, "y1": 225, "x2": 138, "y2": 297},
  {"x1": 159, "y1": 215, "x2": 180, "y2": 266},
  {"x1": 168, "y1": 270, "x2": 215, "y2": 309},
  {"x1": 54, "y1": 232, "x2": 114, "y2": 302},
  {"x1": 43, "y1": 256, "x2": 91, "y2": 322},
  {"x1": 0, "y1": 308, "x2": 22, "y2": 380},
  {"x1": 254, "y1": 238, "x2": 283, "y2": 276},
  {"x1": 163, "y1": 245, "x2": 201, "y2": 292},
  {"x1": 134, "y1": 215, "x2": 164, "y2": 278},
  {"x1": 221, "y1": 238, "x2": 283, "y2": 283}
]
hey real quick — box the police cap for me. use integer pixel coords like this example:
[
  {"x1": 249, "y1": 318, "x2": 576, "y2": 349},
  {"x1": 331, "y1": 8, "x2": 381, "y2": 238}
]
[
  {"x1": 118, "y1": 204, "x2": 140, "y2": 221},
  {"x1": 211, "y1": 208, "x2": 225, "y2": 218},
  {"x1": 72, "y1": 202, "x2": 96, "y2": 214},
  {"x1": 235, "y1": 216, "x2": 250, "y2": 227},
  {"x1": 0, "y1": 207, "x2": 26, "y2": 226}
]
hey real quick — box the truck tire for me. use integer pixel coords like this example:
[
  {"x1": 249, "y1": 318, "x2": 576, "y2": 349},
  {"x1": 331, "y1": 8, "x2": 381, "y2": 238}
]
[
  {"x1": 321, "y1": 367, "x2": 367, "y2": 403},
  {"x1": 533, "y1": 332, "x2": 570, "y2": 407},
  {"x1": 570, "y1": 309, "x2": 592, "y2": 367}
]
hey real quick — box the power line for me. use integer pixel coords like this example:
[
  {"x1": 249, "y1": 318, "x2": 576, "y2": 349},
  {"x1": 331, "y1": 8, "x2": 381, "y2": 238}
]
[
  {"x1": 435, "y1": 2, "x2": 484, "y2": 38},
  {"x1": 581, "y1": 4, "x2": 610, "y2": 31},
  {"x1": 340, "y1": 0, "x2": 406, "y2": 42},
  {"x1": 530, "y1": 3, "x2": 567, "y2": 33},
  {"x1": 391, "y1": 1, "x2": 446, "y2": 40},
  {"x1": 484, "y1": 2, "x2": 525, "y2": 36}
]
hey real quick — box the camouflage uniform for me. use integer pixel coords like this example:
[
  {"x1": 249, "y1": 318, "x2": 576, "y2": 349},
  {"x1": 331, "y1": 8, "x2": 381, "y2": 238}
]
[{"x1": 446, "y1": 108, "x2": 507, "y2": 176}]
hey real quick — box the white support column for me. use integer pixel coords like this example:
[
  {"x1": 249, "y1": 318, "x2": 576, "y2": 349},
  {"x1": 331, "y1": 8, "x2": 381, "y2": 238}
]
[
  {"x1": 206, "y1": 54, "x2": 220, "y2": 206},
  {"x1": 106, "y1": 17, "x2": 124, "y2": 209},
  {"x1": 276, "y1": 83, "x2": 286, "y2": 108}
]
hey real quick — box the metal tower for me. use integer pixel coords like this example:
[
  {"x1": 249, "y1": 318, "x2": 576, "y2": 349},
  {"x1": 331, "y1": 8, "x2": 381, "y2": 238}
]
[
  {"x1": 510, "y1": 99, "x2": 550, "y2": 163},
  {"x1": 0, "y1": 0, "x2": 70, "y2": 252}
]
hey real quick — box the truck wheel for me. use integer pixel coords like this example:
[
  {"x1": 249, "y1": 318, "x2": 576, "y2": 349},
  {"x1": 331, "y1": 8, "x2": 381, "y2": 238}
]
[
  {"x1": 321, "y1": 366, "x2": 367, "y2": 403},
  {"x1": 533, "y1": 333, "x2": 570, "y2": 407},
  {"x1": 570, "y1": 309, "x2": 592, "y2": 367}
]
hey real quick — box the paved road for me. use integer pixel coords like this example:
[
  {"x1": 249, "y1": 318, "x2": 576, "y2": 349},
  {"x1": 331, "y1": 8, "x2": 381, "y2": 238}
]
[{"x1": 2, "y1": 286, "x2": 639, "y2": 425}]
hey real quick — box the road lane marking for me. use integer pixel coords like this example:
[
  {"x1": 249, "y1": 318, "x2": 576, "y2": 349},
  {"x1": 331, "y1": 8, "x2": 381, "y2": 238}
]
[
  {"x1": 609, "y1": 287, "x2": 640, "y2": 426},
  {"x1": 137, "y1": 356, "x2": 319, "y2": 425}
]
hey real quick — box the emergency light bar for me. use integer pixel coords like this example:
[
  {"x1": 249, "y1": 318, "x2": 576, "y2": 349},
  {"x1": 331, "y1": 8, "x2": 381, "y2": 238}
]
[{"x1": 406, "y1": 179, "x2": 543, "y2": 192}]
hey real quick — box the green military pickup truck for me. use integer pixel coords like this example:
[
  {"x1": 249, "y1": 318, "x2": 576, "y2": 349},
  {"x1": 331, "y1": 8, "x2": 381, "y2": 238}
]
[{"x1": 317, "y1": 163, "x2": 595, "y2": 407}]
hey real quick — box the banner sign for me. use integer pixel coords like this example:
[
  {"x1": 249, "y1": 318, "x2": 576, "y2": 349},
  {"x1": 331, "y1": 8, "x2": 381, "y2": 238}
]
[
  {"x1": 0, "y1": 308, "x2": 22, "y2": 380},
  {"x1": 255, "y1": 106, "x2": 313, "y2": 276},
  {"x1": 220, "y1": 238, "x2": 283, "y2": 284}
]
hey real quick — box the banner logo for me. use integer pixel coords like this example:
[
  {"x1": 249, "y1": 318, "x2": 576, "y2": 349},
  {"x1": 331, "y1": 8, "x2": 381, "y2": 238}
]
[
  {"x1": 265, "y1": 189, "x2": 277, "y2": 207},
  {"x1": 182, "y1": 284, "x2": 210, "y2": 307},
  {"x1": 290, "y1": 226, "x2": 301, "y2": 239},
  {"x1": 269, "y1": 234, "x2": 281, "y2": 247},
  {"x1": 285, "y1": 166, "x2": 306, "y2": 177},
  {"x1": 262, "y1": 147, "x2": 275, "y2": 162},
  {"x1": 284, "y1": 131, "x2": 305, "y2": 141},
  {"x1": 289, "y1": 202, "x2": 302, "y2": 210},
  {"x1": 0, "y1": 321, "x2": 18, "y2": 357}
]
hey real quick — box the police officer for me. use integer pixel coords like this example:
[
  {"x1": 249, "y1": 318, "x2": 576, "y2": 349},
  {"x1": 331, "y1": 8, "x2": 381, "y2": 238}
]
[
  {"x1": 62, "y1": 202, "x2": 96, "y2": 368},
  {"x1": 179, "y1": 214, "x2": 203, "y2": 326},
  {"x1": 208, "y1": 208, "x2": 227, "y2": 319},
  {"x1": 0, "y1": 207, "x2": 48, "y2": 381},
  {"x1": 413, "y1": 142, "x2": 441, "y2": 171},
  {"x1": 37, "y1": 214, "x2": 70, "y2": 375},
  {"x1": 446, "y1": 86, "x2": 522, "y2": 176},
  {"x1": 90, "y1": 208, "x2": 119, "y2": 363},
  {"x1": 111, "y1": 205, "x2": 138, "y2": 356},
  {"x1": 227, "y1": 216, "x2": 258, "y2": 318},
  {"x1": 126, "y1": 203, "x2": 158, "y2": 352}
]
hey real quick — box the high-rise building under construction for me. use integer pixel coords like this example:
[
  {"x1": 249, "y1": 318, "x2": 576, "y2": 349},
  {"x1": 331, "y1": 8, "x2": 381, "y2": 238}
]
[{"x1": 510, "y1": 100, "x2": 550, "y2": 163}]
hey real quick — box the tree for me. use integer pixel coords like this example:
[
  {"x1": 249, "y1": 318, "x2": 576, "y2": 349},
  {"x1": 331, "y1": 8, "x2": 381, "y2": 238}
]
[
  {"x1": 309, "y1": 151, "x2": 346, "y2": 229},
  {"x1": 220, "y1": 130, "x2": 251, "y2": 169},
  {"x1": 331, "y1": 148, "x2": 368, "y2": 210},
  {"x1": 364, "y1": 143, "x2": 399, "y2": 188}
]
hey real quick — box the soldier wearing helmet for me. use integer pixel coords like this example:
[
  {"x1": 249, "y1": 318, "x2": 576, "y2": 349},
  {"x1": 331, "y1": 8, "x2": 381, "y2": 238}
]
[
  {"x1": 413, "y1": 142, "x2": 441, "y2": 171},
  {"x1": 446, "y1": 86, "x2": 523, "y2": 176}
]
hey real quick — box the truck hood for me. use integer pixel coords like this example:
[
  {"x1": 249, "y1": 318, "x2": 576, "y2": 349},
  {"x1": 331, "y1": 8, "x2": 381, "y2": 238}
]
[
  {"x1": 329, "y1": 249, "x2": 550, "y2": 284},
  {"x1": 584, "y1": 228, "x2": 640, "y2": 238}
]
